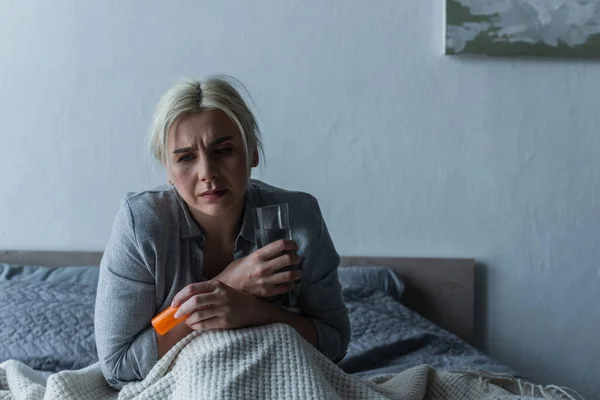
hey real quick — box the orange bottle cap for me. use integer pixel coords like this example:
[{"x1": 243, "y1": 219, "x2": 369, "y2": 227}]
[{"x1": 151, "y1": 306, "x2": 187, "y2": 336}]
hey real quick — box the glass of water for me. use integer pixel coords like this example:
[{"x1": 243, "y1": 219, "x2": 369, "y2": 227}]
[
  {"x1": 254, "y1": 203, "x2": 297, "y2": 309},
  {"x1": 255, "y1": 203, "x2": 291, "y2": 245}
]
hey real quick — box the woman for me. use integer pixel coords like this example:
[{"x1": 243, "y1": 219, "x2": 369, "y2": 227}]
[{"x1": 94, "y1": 76, "x2": 350, "y2": 389}]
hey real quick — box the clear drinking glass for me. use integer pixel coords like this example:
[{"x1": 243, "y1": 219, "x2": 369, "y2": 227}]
[
  {"x1": 255, "y1": 203, "x2": 291, "y2": 246},
  {"x1": 254, "y1": 203, "x2": 297, "y2": 309}
]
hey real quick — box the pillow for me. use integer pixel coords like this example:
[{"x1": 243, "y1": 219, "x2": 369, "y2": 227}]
[
  {"x1": 0, "y1": 264, "x2": 99, "y2": 371},
  {"x1": 0, "y1": 264, "x2": 99, "y2": 284},
  {"x1": 338, "y1": 266, "x2": 404, "y2": 302}
]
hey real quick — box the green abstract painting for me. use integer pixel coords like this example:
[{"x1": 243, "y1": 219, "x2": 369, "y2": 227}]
[{"x1": 445, "y1": 0, "x2": 600, "y2": 57}]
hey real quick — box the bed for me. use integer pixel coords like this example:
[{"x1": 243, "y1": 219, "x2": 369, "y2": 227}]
[{"x1": 0, "y1": 251, "x2": 514, "y2": 379}]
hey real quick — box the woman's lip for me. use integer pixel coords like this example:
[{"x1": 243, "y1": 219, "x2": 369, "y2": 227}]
[{"x1": 200, "y1": 189, "x2": 227, "y2": 198}]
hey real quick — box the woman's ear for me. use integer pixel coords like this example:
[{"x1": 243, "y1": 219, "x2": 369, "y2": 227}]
[{"x1": 251, "y1": 148, "x2": 259, "y2": 167}]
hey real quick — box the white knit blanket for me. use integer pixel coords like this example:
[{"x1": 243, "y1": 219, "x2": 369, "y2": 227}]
[{"x1": 0, "y1": 324, "x2": 582, "y2": 400}]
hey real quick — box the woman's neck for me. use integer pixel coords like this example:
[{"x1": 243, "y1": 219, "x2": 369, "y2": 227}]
[{"x1": 189, "y1": 200, "x2": 246, "y2": 246}]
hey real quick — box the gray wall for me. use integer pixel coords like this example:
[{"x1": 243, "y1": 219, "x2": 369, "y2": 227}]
[{"x1": 0, "y1": 1, "x2": 598, "y2": 398}]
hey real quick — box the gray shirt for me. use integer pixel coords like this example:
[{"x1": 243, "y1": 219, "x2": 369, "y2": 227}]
[{"x1": 94, "y1": 179, "x2": 350, "y2": 389}]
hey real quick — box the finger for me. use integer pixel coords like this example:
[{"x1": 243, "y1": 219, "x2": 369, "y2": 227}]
[
  {"x1": 269, "y1": 282, "x2": 295, "y2": 296},
  {"x1": 266, "y1": 253, "x2": 302, "y2": 274},
  {"x1": 185, "y1": 306, "x2": 221, "y2": 327},
  {"x1": 258, "y1": 239, "x2": 298, "y2": 260},
  {"x1": 267, "y1": 269, "x2": 302, "y2": 286},
  {"x1": 175, "y1": 291, "x2": 222, "y2": 318},
  {"x1": 172, "y1": 281, "x2": 219, "y2": 307},
  {"x1": 250, "y1": 253, "x2": 301, "y2": 281},
  {"x1": 188, "y1": 316, "x2": 223, "y2": 331}
]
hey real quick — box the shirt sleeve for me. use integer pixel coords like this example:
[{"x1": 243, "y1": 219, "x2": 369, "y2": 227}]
[
  {"x1": 297, "y1": 198, "x2": 351, "y2": 362},
  {"x1": 94, "y1": 198, "x2": 158, "y2": 390}
]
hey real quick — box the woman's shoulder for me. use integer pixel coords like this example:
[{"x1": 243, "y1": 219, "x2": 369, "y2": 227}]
[
  {"x1": 122, "y1": 185, "x2": 179, "y2": 214},
  {"x1": 249, "y1": 179, "x2": 320, "y2": 211},
  {"x1": 117, "y1": 185, "x2": 181, "y2": 236}
]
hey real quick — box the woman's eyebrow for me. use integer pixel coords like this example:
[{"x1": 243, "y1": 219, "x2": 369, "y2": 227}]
[
  {"x1": 210, "y1": 136, "x2": 234, "y2": 146},
  {"x1": 172, "y1": 146, "x2": 194, "y2": 154},
  {"x1": 172, "y1": 136, "x2": 235, "y2": 154}
]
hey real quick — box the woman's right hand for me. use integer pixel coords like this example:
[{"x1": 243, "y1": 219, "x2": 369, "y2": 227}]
[
  {"x1": 215, "y1": 239, "x2": 302, "y2": 298},
  {"x1": 171, "y1": 280, "x2": 277, "y2": 331}
]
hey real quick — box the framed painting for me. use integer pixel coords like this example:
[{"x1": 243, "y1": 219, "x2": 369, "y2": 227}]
[{"x1": 445, "y1": 0, "x2": 600, "y2": 57}]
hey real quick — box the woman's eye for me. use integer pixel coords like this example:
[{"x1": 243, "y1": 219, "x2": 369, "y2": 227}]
[
  {"x1": 178, "y1": 154, "x2": 195, "y2": 163},
  {"x1": 215, "y1": 147, "x2": 233, "y2": 155}
]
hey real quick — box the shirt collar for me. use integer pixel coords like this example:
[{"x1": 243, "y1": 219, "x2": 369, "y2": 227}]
[
  {"x1": 238, "y1": 184, "x2": 258, "y2": 244},
  {"x1": 175, "y1": 188, "x2": 203, "y2": 239},
  {"x1": 177, "y1": 184, "x2": 258, "y2": 244}
]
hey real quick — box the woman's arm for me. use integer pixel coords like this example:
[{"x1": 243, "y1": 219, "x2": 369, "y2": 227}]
[
  {"x1": 156, "y1": 320, "x2": 193, "y2": 358},
  {"x1": 95, "y1": 198, "x2": 159, "y2": 390},
  {"x1": 261, "y1": 304, "x2": 318, "y2": 347},
  {"x1": 209, "y1": 195, "x2": 348, "y2": 360},
  {"x1": 295, "y1": 197, "x2": 350, "y2": 362}
]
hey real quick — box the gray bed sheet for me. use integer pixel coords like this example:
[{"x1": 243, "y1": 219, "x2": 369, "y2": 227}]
[
  {"x1": 0, "y1": 263, "x2": 514, "y2": 377},
  {"x1": 338, "y1": 283, "x2": 515, "y2": 377},
  {"x1": 0, "y1": 265, "x2": 98, "y2": 371}
]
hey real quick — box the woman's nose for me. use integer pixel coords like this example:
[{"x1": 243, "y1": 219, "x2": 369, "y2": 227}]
[{"x1": 197, "y1": 157, "x2": 218, "y2": 182}]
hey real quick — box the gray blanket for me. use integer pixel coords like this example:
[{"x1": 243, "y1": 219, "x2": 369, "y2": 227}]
[{"x1": 0, "y1": 280, "x2": 97, "y2": 371}]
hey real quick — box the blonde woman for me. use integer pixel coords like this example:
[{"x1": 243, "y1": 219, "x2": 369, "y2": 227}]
[{"x1": 94, "y1": 76, "x2": 350, "y2": 389}]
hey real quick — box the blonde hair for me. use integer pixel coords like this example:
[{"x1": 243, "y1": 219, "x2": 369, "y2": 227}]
[{"x1": 148, "y1": 75, "x2": 263, "y2": 168}]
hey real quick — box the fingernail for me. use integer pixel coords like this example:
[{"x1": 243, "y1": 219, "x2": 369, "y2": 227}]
[{"x1": 174, "y1": 309, "x2": 182, "y2": 319}]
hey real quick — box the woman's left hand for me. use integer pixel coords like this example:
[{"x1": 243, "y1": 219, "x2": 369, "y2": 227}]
[{"x1": 170, "y1": 280, "x2": 271, "y2": 331}]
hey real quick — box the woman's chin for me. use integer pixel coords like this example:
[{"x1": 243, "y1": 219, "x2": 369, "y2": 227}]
[
  {"x1": 202, "y1": 207, "x2": 230, "y2": 218},
  {"x1": 192, "y1": 197, "x2": 241, "y2": 218}
]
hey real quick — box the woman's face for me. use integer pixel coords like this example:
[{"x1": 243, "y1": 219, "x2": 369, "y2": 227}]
[{"x1": 167, "y1": 110, "x2": 257, "y2": 218}]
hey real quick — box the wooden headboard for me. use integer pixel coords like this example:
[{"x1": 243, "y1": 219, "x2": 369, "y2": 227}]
[
  {"x1": 0, "y1": 251, "x2": 475, "y2": 344},
  {"x1": 340, "y1": 257, "x2": 474, "y2": 344}
]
